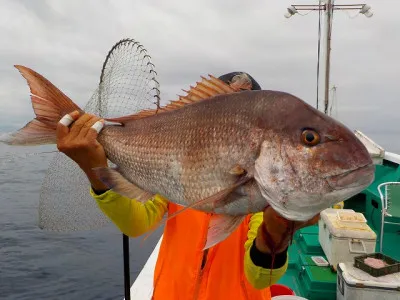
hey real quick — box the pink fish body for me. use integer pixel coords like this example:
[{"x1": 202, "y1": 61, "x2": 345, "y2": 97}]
[{"x1": 3, "y1": 66, "x2": 375, "y2": 248}]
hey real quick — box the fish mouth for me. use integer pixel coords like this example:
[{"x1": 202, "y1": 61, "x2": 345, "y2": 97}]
[{"x1": 326, "y1": 163, "x2": 375, "y2": 190}]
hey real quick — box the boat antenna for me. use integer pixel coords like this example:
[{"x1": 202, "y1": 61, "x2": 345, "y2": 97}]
[{"x1": 284, "y1": 1, "x2": 373, "y2": 114}]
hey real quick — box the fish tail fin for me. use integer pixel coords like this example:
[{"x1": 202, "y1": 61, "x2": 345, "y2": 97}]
[{"x1": 1, "y1": 65, "x2": 84, "y2": 146}]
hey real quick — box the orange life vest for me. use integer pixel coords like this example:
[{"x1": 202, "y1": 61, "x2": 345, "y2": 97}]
[{"x1": 152, "y1": 203, "x2": 271, "y2": 300}]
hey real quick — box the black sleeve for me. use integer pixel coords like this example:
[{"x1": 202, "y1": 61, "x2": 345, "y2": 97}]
[
  {"x1": 249, "y1": 239, "x2": 288, "y2": 269},
  {"x1": 91, "y1": 186, "x2": 110, "y2": 195}
]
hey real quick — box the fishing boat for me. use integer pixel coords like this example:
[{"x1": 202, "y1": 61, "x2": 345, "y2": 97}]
[
  {"x1": 127, "y1": 1, "x2": 400, "y2": 299},
  {"x1": 14, "y1": 3, "x2": 393, "y2": 300},
  {"x1": 126, "y1": 132, "x2": 400, "y2": 300}
]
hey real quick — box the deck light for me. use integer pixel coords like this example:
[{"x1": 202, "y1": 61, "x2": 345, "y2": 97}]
[
  {"x1": 360, "y1": 4, "x2": 373, "y2": 18},
  {"x1": 284, "y1": 6, "x2": 298, "y2": 18}
]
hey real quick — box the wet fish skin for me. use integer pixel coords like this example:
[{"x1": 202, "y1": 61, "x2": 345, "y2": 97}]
[
  {"x1": 99, "y1": 91, "x2": 267, "y2": 213},
  {"x1": 3, "y1": 65, "x2": 375, "y2": 247},
  {"x1": 97, "y1": 89, "x2": 373, "y2": 221},
  {"x1": 251, "y1": 91, "x2": 374, "y2": 220}
]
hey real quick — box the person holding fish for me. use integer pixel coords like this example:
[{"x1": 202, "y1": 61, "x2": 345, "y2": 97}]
[
  {"x1": 6, "y1": 67, "x2": 374, "y2": 300},
  {"x1": 55, "y1": 73, "x2": 319, "y2": 300}
]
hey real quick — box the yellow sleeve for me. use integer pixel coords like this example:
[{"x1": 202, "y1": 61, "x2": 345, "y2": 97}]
[
  {"x1": 90, "y1": 188, "x2": 168, "y2": 237},
  {"x1": 243, "y1": 212, "x2": 289, "y2": 289}
]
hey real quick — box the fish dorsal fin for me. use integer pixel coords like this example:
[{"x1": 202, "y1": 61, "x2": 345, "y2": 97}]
[{"x1": 105, "y1": 75, "x2": 242, "y2": 124}]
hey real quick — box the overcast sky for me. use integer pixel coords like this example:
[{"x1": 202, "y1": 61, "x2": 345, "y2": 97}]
[{"x1": 0, "y1": 0, "x2": 399, "y2": 151}]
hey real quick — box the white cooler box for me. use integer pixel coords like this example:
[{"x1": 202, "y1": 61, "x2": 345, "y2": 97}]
[
  {"x1": 337, "y1": 262, "x2": 400, "y2": 300},
  {"x1": 318, "y1": 208, "x2": 377, "y2": 268}
]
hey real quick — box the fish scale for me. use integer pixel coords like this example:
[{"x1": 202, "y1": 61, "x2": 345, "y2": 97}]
[
  {"x1": 98, "y1": 93, "x2": 262, "y2": 210},
  {"x1": 3, "y1": 65, "x2": 375, "y2": 248}
]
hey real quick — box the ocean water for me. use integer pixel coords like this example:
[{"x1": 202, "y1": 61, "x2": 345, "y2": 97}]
[{"x1": 0, "y1": 143, "x2": 162, "y2": 300}]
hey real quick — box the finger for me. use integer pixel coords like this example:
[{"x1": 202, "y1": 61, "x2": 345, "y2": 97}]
[
  {"x1": 86, "y1": 119, "x2": 105, "y2": 140},
  {"x1": 307, "y1": 214, "x2": 320, "y2": 226},
  {"x1": 56, "y1": 111, "x2": 80, "y2": 140},
  {"x1": 59, "y1": 114, "x2": 74, "y2": 127},
  {"x1": 78, "y1": 117, "x2": 102, "y2": 138},
  {"x1": 295, "y1": 214, "x2": 320, "y2": 231},
  {"x1": 69, "y1": 114, "x2": 95, "y2": 138}
]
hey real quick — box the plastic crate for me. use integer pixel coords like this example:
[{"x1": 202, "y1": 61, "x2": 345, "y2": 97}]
[
  {"x1": 298, "y1": 233, "x2": 324, "y2": 255},
  {"x1": 337, "y1": 262, "x2": 400, "y2": 300},
  {"x1": 354, "y1": 253, "x2": 400, "y2": 277},
  {"x1": 296, "y1": 262, "x2": 337, "y2": 300}
]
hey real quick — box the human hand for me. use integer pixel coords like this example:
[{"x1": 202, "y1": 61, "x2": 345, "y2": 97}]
[
  {"x1": 56, "y1": 111, "x2": 108, "y2": 191},
  {"x1": 255, "y1": 206, "x2": 320, "y2": 254}
]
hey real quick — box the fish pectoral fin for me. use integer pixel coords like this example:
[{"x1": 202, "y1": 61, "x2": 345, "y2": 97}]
[
  {"x1": 162, "y1": 175, "x2": 252, "y2": 223},
  {"x1": 192, "y1": 175, "x2": 253, "y2": 210},
  {"x1": 203, "y1": 214, "x2": 246, "y2": 250},
  {"x1": 142, "y1": 176, "x2": 252, "y2": 241},
  {"x1": 229, "y1": 164, "x2": 246, "y2": 175},
  {"x1": 92, "y1": 167, "x2": 154, "y2": 202}
]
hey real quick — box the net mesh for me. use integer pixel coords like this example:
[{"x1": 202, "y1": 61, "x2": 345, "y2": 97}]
[{"x1": 39, "y1": 38, "x2": 160, "y2": 231}]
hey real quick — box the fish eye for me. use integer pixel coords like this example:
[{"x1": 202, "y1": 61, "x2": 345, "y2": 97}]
[{"x1": 301, "y1": 129, "x2": 320, "y2": 146}]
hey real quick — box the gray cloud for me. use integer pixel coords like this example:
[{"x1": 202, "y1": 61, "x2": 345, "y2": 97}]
[{"x1": 1, "y1": 0, "x2": 399, "y2": 151}]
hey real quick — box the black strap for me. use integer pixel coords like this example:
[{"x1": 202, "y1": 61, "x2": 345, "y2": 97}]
[
  {"x1": 249, "y1": 239, "x2": 288, "y2": 269},
  {"x1": 91, "y1": 186, "x2": 110, "y2": 195}
]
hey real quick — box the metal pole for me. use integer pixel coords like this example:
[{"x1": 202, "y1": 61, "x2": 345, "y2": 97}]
[
  {"x1": 123, "y1": 234, "x2": 131, "y2": 300},
  {"x1": 324, "y1": 0, "x2": 334, "y2": 114},
  {"x1": 286, "y1": 2, "x2": 371, "y2": 115}
]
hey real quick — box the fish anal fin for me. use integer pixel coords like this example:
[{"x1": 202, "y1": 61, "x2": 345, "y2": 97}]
[
  {"x1": 92, "y1": 167, "x2": 154, "y2": 202},
  {"x1": 105, "y1": 75, "x2": 238, "y2": 124},
  {"x1": 203, "y1": 214, "x2": 246, "y2": 250}
]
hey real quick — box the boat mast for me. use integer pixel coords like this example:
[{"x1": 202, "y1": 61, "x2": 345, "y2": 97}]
[{"x1": 284, "y1": 1, "x2": 373, "y2": 114}]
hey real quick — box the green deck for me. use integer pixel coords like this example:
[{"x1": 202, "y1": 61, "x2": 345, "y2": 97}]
[{"x1": 278, "y1": 160, "x2": 400, "y2": 299}]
